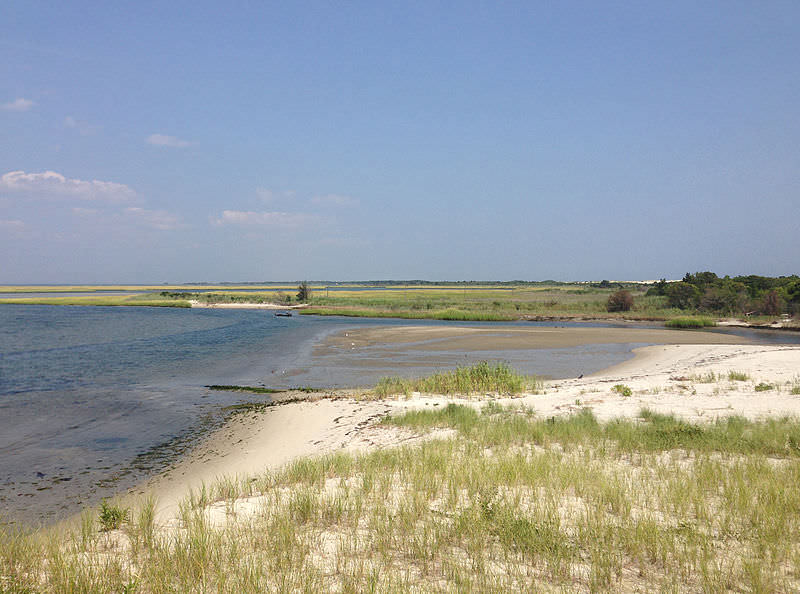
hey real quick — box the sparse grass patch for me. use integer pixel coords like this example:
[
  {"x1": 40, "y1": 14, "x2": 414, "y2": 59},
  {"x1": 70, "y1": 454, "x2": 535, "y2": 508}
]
[
  {"x1": 755, "y1": 382, "x2": 774, "y2": 392},
  {"x1": 791, "y1": 378, "x2": 800, "y2": 395},
  {"x1": 728, "y1": 370, "x2": 750, "y2": 381},
  {"x1": 689, "y1": 371, "x2": 718, "y2": 383},
  {"x1": 6, "y1": 407, "x2": 800, "y2": 592}
]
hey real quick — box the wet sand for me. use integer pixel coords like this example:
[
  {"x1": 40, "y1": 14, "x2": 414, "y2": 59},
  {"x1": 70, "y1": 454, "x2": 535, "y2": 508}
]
[{"x1": 315, "y1": 325, "x2": 750, "y2": 355}]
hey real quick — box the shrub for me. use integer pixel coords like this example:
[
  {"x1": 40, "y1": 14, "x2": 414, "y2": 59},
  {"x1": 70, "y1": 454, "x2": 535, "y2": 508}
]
[
  {"x1": 606, "y1": 290, "x2": 634, "y2": 312},
  {"x1": 296, "y1": 281, "x2": 311, "y2": 302},
  {"x1": 98, "y1": 500, "x2": 129, "y2": 532},
  {"x1": 754, "y1": 382, "x2": 774, "y2": 392},
  {"x1": 612, "y1": 384, "x2": 632, "y2": 397}
]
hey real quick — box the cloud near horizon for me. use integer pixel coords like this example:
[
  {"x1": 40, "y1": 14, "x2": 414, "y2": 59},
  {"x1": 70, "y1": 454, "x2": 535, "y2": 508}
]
[
  {"x1": 0, "y1": 170, "x2": 137, "y2": 203},
  {"x1": 212, "y1": 210, "x2": 319, "y2": 228},
  {"x1": 64, "y1": 116, "x2": 99, "y2": 136},
  {"x1": 311, "y1": 193, "x2": 358, "y2": 207},
  {"x1": 1, "y1": 98, "x2": 34, "y2": 112},
  {"x1": 0, "y1": 218, "x2": 25, "y2": 230},
  {"x1": 146, "y1": 133, "x2": 192, "y2": 147},
  {"x1": 124, "y1": 207, "x2": 183, "y2": 230},
  {"x1": 71, "y1": 205, "x2": 183, "y2": 231}
]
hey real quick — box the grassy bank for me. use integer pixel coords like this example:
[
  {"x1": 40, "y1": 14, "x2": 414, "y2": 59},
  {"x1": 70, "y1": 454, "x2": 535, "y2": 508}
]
[
  {"x1": 665, "y1": 316, "x2": 718, "y2": 329},
  {"x1": 375, "y1": 361, "x2": 542, "y2": 397},
  {"x1": 3, "y1": 405, "x2": 800, "y2": 592}
]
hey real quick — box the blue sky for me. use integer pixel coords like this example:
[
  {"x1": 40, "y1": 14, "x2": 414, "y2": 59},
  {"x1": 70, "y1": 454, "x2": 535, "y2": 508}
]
[{"x1": 2, "y1": 1, "x2": 798, "y2": 283}]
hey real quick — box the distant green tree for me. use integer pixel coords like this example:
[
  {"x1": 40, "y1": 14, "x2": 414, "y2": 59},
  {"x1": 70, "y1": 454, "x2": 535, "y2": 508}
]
[
  {"x1": 296, "y1": 281, "x2": 311, "y2": 302},
  {"x1": 665, "y1": 282, "x2": 700, "y2": 309},
  {"x1": 682, "y1": 271, "x2": 719, "y2": 291},
  {"x1": 645, "y1": 279, "x2": 668, "y2": 297},
  {"x1": 698, "y1": 280, "x2": 747, "y2": 314},
  {"x1": 761, "y1": 290, "x2": 782, "y2": 316},
  {"x1": 784, "y1": 281, "x2": 800, "y2": 314}
]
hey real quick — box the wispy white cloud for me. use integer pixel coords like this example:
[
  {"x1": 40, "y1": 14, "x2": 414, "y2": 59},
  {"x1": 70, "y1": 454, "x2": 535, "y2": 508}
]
[
  {"x1": 146, "y1": 133, "x2": 191, "y2": 148},
  {"x1": 0, "y1": 218, "x2": 25, "y2": 230},
  {"x1": 212, "y1": 210, "x2": 318, "y2": 228},
  {"x1": 72, "y1": 205, "x2": 182, "y2": 231},
  {"x1": 1, "y1": 98, "x2": 34, "y2": 112},
  {"x1": 256, "y1": 188, "x2": 298, "y2": 203},
  {"x1": 311, "y1": 193, "x2": 358, "y2": 207},
  {"x1": 0, "y1": 170, "x2": 136, "y2": 203},
  {"x1": 256, "y1": 188, "x2": 274, "y2": 202},
  {"x1": 71, "y1": 207, "x2": 99, "y2": 216},
  {"x1": 124, "y1": 207, "x2": 183, "y2": 230},
  {"x1": 64, "y1": 116, "x2": 99, "y2": 136}
]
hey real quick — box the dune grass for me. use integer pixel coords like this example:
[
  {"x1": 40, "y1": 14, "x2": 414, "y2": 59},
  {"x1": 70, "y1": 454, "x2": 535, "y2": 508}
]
[
  {"x1": 374, "y1": 361, "x2": 542, "y2": 397},
  {"x1": 4, "y1": 406, "x2": 800, "y2": 592}
]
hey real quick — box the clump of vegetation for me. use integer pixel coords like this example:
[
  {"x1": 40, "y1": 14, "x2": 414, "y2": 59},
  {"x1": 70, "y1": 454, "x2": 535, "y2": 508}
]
[
  {"x1": 206, "y1": 384, "x2": 282, "y2": 394},
  {"x1": 606, "y1": 289, "x2": 633, "y2": 312},
  {"x1": 296, "y1": 281, "x2": 312, "y2": 302},
  {"x1": 689, "y1": 371, "x2": 718, "y2": 383},
  {"x1": 98, "y1": 499, "x2": 129, "y2": 532},
  {"x1": 665, "y1": 316, "x2": 717, "y2": 328},
  {"x1": 611, "y1": 384, "x2": 632, "y2": 397},
  {"x1": 728, "y1": 370, "x2": 750, "y2": 381},
  {"x1": 755, "y1": 382, "x2": 774, "y2": 392},
  {"x1": 374, "y1": 361, "x2": 541, "y2": 397}
]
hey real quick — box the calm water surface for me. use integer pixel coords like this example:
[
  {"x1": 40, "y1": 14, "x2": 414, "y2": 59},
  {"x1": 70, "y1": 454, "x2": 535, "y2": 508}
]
[{"x1": 1, "y1": 305, "x2": 796, "y2": 526}]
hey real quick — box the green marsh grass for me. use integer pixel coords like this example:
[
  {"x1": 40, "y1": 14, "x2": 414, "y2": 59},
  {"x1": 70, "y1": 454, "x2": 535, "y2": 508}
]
[
  {"x1": 664, "y1": 316, "x2": 718, "y2": 328},
  {"x1": 294, "y1": 284, "x2": 689, "y2": 322},
  {"x1": 0, "y1": 294, "x2": 191, "y2": 307},
  {"x1": 5, "y1": 406, "x2": 800, "y2": 591},
  {"x1": 374, "y1": 361, "x2": 542, "y2": 397}
]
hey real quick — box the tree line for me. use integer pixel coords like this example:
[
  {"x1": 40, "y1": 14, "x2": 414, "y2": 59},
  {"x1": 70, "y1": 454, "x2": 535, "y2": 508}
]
[{"x1": 646, "y1": 272, "x2": 800, "y2": 315}]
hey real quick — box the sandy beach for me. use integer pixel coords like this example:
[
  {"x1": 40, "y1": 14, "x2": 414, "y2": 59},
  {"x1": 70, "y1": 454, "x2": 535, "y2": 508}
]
[
  {"x1": 187, "y1": 299, "x2": 307, "y2": 310},
  {"x1": 142, "y1": 340, "x2": 800, "y2": 523},
  {"x1": 15, "y1": 336, "x2": 800, "y2": 591}
]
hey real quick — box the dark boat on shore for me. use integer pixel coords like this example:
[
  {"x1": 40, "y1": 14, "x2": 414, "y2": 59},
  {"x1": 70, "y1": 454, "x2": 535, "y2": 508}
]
[{"x1": 274, "y1": 311, "x2": 293, "y2": 317}]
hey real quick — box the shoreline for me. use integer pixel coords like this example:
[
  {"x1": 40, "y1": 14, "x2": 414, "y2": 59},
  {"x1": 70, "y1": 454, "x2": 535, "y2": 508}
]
[
  {"x1": 12, "y1": 340, "x2": 800, "y2": 589},
  {"x1": 133, "y1": 342, "x2": 800, "y2": 525}
]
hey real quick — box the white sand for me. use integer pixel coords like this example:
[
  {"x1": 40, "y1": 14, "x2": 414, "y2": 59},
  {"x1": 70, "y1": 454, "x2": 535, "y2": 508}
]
[
  {"x1": 144, "y1": 343, "x2": 800, "y2": 521},
  {"x1": 188, "y1": 299, "x2": 307, "y2": 309}
]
